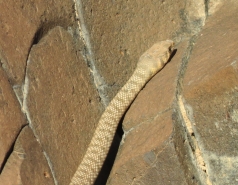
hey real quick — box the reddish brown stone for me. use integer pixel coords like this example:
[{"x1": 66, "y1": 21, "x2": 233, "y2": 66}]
[
  {"x1": 108, "y1": 111, "x2": 188, "y2": 185},
  {"x1": 0, "y1": 0, "x2": 75, "y2": 85},
  {"x1": 181, "y1": 1, "x2": 238, "y2": 184},
  {"x1": 183, "y1": 0, "x2": 238, "y2": 155},
  {"x1": 20, "y1": 127, "x2": 55, "y2": 185},
  {"x1": 0, "y1": 126, "x2": 55, "y2": 185},
  {"x1": 0, "y1": 138, "x2": 25, "y2": 185},
  {"x1": 0, "y1": 67, "x2": 26, "y2": 169},
  {"x1": 24, "y1": 26, "x2": 102, "y2": 184}
]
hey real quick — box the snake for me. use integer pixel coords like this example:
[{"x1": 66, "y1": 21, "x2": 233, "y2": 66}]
[{"x1": 70, "y1": 40, "x2": 174, "y2": 185}]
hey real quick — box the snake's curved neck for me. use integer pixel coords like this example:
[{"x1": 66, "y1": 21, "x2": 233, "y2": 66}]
[
  {"x1": 70, "y1": 67, "x2": 150, "y2": 185},
  {"x1": 70, "y1": 40, "x2": 174, "y2": 185}
]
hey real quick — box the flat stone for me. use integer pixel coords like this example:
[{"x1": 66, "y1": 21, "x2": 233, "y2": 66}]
[
  {"x1": 108, "y1": 111, "x2": 187, "y2": 185},
  {"x1": 24, "y1": 26, "x2": 102, "y2": 184},
  {"x1": 181, "y1": 1, "x2": 238, "y2": 184},
  {"x1": 0, "y1": 67, "x2": 26, "y2": 170},
  {"x1": 0, "y1": 0, "x2": 75, "y2": 85},
  {"x1": 0, "y1": 126, "x2": 55, "y2": 185},
  {"x1": 0, "y1": 136, "x2": 25, "y2": 185}
]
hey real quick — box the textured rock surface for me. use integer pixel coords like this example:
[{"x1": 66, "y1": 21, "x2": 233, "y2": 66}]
[
  {"x1": 0, "y1": 0, "x2": 237, "y2": 185},
  {"x1": 20, "y1": 126, "x2": 55, "y2": 185},
  {"x1": 0, "y1": 67, "x2": 26, "y2": 170},
  {"x1": 0, "y1": 0, "x2": 75, "y2": 85},
  {"x1": 24, "y1": 26, "x2": 102, "y2": 184},
  {"x1": 79, "y1": 0, "x2": 185, "y2": 104},
  {"x1": 0, "y1": 126, "x2": 55, "y2": 185},
  {"x1": 175, "y1": 1, "x2": 238, "y2": 184},
  {"x1": 0, "y1": 137, "x2": 25, "y2": 185}
]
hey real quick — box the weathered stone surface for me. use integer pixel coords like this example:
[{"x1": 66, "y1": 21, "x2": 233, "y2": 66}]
[
  {"x1": 0, "y1": 126, "x2": 54, "y2": 185},
  {"x1": 20, "y1": 127, "x2": 55, "y2": 185},
  {"x1": 0, "y1": 67, "x2": 26, "y2": 170},
  {"x1": 1, "y1": 0, "x2": 237, "y2": 184},
  {"x1": 177, "y1": 1, "x2": 238, "y2": 184},
  {"x1": 24, "y1": 26, "x2": 102, "y2": 185},
  {"x1": 184, "y1": 0, "x2": 206, "y2": 31},
  {"x1": 108, "y1": 111, "x2": 187, "y2": 185},
  {"x1": 80, "y1": 0, "x2": 185, "y2": 102},
  {"x1": 107, "y1": 41, "x2": 189, "y2": 184},
  {"x1": 0, "y1": 0, "x2": 75, "y2": 85},
  {"x1": 207, "y1": 0, "x2": 224, "y2": 15},
  {"x1": 0, "y1": 137, "x2": 25, "y2": 185}
]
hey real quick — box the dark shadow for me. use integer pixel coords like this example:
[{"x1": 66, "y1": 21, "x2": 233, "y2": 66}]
[
  {"x1": 94, "y1": 120, "x2": 123, "y2": 185},
  {"x1": 92, "y1": 47, "x2": 177, "y2": 184},
  {"x1": 168, "y1": 48, "x2": 177, "y2": 64},
  {"x1": 0, "y1": 124, "x2": 27, "y2": 173}
]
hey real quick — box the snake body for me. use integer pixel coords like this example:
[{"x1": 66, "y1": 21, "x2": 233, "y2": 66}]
[{"x1": 70, "y1": 40, "x2": 174, "y2": 185}]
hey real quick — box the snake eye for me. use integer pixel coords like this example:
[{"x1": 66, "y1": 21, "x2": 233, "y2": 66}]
[
  {"x1": 169, "y1": 47, "x2": 172, "y2": 53},
  {"x1": 168, "y1": 45, "x2": 174, "y2": 54}
]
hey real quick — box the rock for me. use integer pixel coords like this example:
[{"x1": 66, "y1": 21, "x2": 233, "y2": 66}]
[
  {"x1": 1, "y1": 0, "x2": 237, "y2": 184},
  {"x1": 174, "y1": 1, "x2": 238, "y2": 184},
  {"x1": 0, "y1": 67, "x2": 26, "y2": 171},
  {"x1": 23, "y1": 26, "x2": 102, "y2": 184},
  {"x1": 0, "y1": 126, "x2": 55, "y2": 185},
  {"x1": 0, "y1": 0, "x2": 75, "y2": 85}
]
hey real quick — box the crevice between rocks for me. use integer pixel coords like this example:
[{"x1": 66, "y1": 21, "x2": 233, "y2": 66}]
[
  {"x1": 170, "y1": 4, "x2": 212, "y2": 184},
  {"x1": 177, "y1": 95, "x2": 212, "y2": 185},
  {"x1": 173, "y1": 32, "x2": 212, "y2": 184},
  {"x1": 21, "y1": 79, "x2": 59, "y2": 185},
  {"x1": 14, "y1": 5, "x2": 113, "y2": 182},
  {"x1": 21, "y1": 42, "x2": 59, "y2": 185},
  {"x1": 204, "y1": 0, "x2": 210, "y2": 18},
  {"x1": 2, "y1": 1, "x2": 111, "y2": 183},
  {"x1": 1, "y1": 24, "x2": 61, "y2": 183},
  {"x1": 72, "y1": 2, "x2": 124, "y2": 183},
  {"x1": 0, "y1": 124, "x2": 27, "y2": 174},
  {"x1": 73, "y1": 0, "x2": 110, "y2": 107}
]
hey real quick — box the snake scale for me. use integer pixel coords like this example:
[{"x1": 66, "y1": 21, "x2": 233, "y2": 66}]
[{"x1": 70, "y1": 40, "x2": 174, "y2": 185}]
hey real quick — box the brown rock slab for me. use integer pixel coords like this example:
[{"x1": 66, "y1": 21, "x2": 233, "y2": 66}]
[
  {"x1": 24, "y1": 26, "x2": 102, "y2": 184},
  {"x1": 0, "y1": 137, "x2": 25, "y2": 185},
  {"x1": 107, "y1": 41, "x2": 189, "y2": 184},
  {"x1": 0, "y1": 126, "x2": 54, "y2": 185},
  {"x1": 0, "y1": 0, "x2": 75, "y2": 85},
  {"x1": 20, "y1": 127, "x2": 55, "y2": 185},
  {"x1": 108, "y1": 111, "x2": 187, "y2": 185},
  {"x1": 0, "y1": 67, "x2": 26, "y2": 170},
  {"x1": 180, "y1": 1, "x2": 238, "y2": 184},
  {"x1": 80, "y1": 0, "x2": 185, "y2": 101}
]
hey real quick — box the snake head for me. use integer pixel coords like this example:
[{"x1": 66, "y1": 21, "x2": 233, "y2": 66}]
[{"x1": 137, "y1": 40, "x2": 174, "y2": 77}]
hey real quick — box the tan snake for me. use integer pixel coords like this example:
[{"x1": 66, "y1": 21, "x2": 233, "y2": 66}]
[{"x1": 70, "y1": 40, "x2": 174, "y2": 185}]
